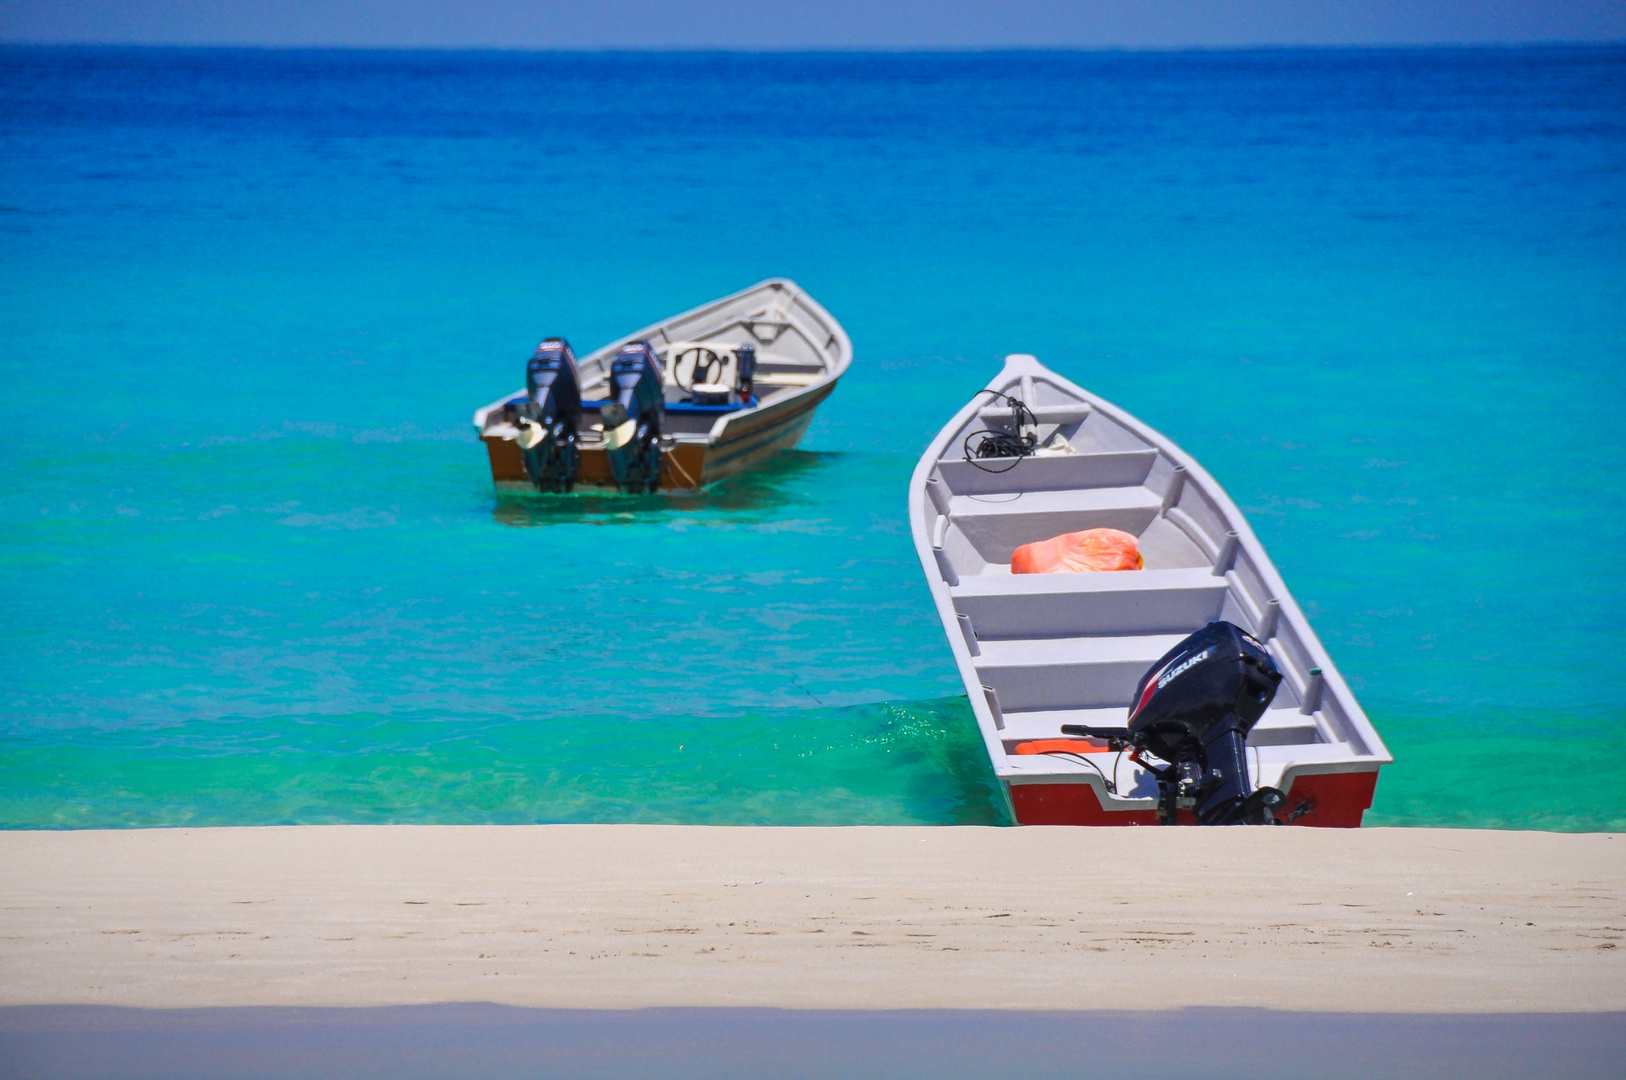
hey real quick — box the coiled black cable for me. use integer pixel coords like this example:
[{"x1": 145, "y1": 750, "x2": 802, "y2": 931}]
[{"x1": 962, "y1": 389, "x2": 1038, "y2": 473}]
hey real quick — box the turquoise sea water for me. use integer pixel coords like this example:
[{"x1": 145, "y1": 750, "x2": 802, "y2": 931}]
[{"x1": 2, "y1": 46, "x2": 1623, "y2": 830}]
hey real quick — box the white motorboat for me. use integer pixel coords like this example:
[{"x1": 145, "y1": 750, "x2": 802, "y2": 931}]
[
  {"x1": 474, "y1": 279, "x2": 851, "y2": 493},
  {"x1": 910, "y1": 354, "x2": 1391, "y2": 826}
]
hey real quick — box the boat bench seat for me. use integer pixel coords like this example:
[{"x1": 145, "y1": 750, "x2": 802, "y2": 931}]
[
  {"x1": 753, "y1": 371, "x2": 822, "y2": 387},
  {"x1": 993, "y1": 705, "x2": 1327, "y2": 746},
  {"x1": 995, "y1": 705, "x2": 1129, "y2": 741},
  {"x1": 936, "y1": 449, "x2": 1157, "y2": 496},
  {"x1": 952, "y1": 567, "x2": 1228, "y2": 639},
  {"x1": 948, "y1": 487, "x2": 1163, "y2": 563},
  {"x1": 974, "y1": 631, "x2": 1188, "y2": 712}
]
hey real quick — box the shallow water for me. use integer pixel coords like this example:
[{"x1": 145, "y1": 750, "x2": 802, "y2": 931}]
[{"x1": 1, "y1": 45, "x2": 1623, "y2": 829}]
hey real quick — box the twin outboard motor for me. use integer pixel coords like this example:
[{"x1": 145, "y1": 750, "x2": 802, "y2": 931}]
[
  {"x1": 1063, "y1": 621, "x2": 1287, "y2": 825},
  {"x1": 511, "y1": 337, "x2": 583, "y2": 493},
  {"x1": 601, "y1": 340, "x2": 665, "y2": 493}
]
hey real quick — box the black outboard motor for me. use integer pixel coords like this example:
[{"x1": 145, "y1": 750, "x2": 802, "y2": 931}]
[
  {"x1": 1062, "y1": 621, "x2": 1287, "y2": 825},
  {"x1": 510, "y1": 337, "x2": 583, "y2": 493},
  {"x1": 601, "y1": 340, "x2": 664, "y2": 493}
]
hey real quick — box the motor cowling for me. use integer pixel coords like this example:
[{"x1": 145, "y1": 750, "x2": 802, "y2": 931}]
[
  {"x1": 602, "y1": 340, "x2": 664, "y2": 493},
  {"x1": 1064, "y1": 620, "x2": 1287, "y2": 825},
  {"x1": 1130, "y1": 621, "x2": 1285, "y2": 825},
  {"x1": 511, "y1": 337, "x2": 583, "y2": 493}
]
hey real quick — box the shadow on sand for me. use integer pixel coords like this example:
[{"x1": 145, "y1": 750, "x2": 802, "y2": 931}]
[
  {"x1": 3, "y1": 1005, "x2": 1620, "y2": 1080},
  {"x1": 490, "y1": 449, "x2": 839, "y2": 528}
]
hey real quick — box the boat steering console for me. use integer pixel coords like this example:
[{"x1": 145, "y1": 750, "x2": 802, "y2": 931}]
[{"x1": 1062, "y1": 621, "x2": 1288, "y2": 826}]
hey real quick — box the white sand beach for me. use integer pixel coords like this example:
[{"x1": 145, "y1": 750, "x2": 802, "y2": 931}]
[{"x1": 1, "y1": 825, "x2": 1620, "y2": 1012}]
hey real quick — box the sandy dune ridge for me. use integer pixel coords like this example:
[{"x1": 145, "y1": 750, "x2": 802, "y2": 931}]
[{"x1": 1, "y1": 825, "x2": 1620, "y2": 1012}]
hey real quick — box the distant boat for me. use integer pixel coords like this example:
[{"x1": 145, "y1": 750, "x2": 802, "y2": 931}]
[
  {"x1": 910, "y1": 354, "x2": 1391, "y2": 827},
  {"x1": 474, "y1": 279, "x2": 851, "y2": 493}
]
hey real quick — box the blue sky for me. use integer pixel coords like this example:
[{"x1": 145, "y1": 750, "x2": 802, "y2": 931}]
[{"x1": 2, "y1": 0, "x2": 1623, "y2": 49}]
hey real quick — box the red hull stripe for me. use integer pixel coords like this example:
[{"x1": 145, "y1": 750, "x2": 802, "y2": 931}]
[{"x1": 1008, "y1": 770, "x2": 1378, "y2": 828}]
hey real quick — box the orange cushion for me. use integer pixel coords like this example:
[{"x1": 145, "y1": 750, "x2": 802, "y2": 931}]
[
  {"x1": 1011, "y1": 528, "x2": 1143, "y2": 574},
  {"x1": 1012, "y1": 739, "x2": 1116, "y2": 755}
]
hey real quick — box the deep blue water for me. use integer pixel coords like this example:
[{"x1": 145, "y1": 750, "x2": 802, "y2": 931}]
[{"x1": 1, "y1": 45, "x2": 1623, "y2": 829}]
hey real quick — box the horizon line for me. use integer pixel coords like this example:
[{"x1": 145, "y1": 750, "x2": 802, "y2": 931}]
[{"x1": 4, "y1": 38, "x2": 1624, "y2": 54}]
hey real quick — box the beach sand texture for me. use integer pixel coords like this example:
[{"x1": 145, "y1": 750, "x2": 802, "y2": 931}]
[{"x1": 2, "y1": 825, "x2": 1620, "y2": 1012}]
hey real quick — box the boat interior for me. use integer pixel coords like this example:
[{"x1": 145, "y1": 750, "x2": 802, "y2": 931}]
[{"x1": 918, "y1": 358, "x2": 1382, "y2": 790}]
